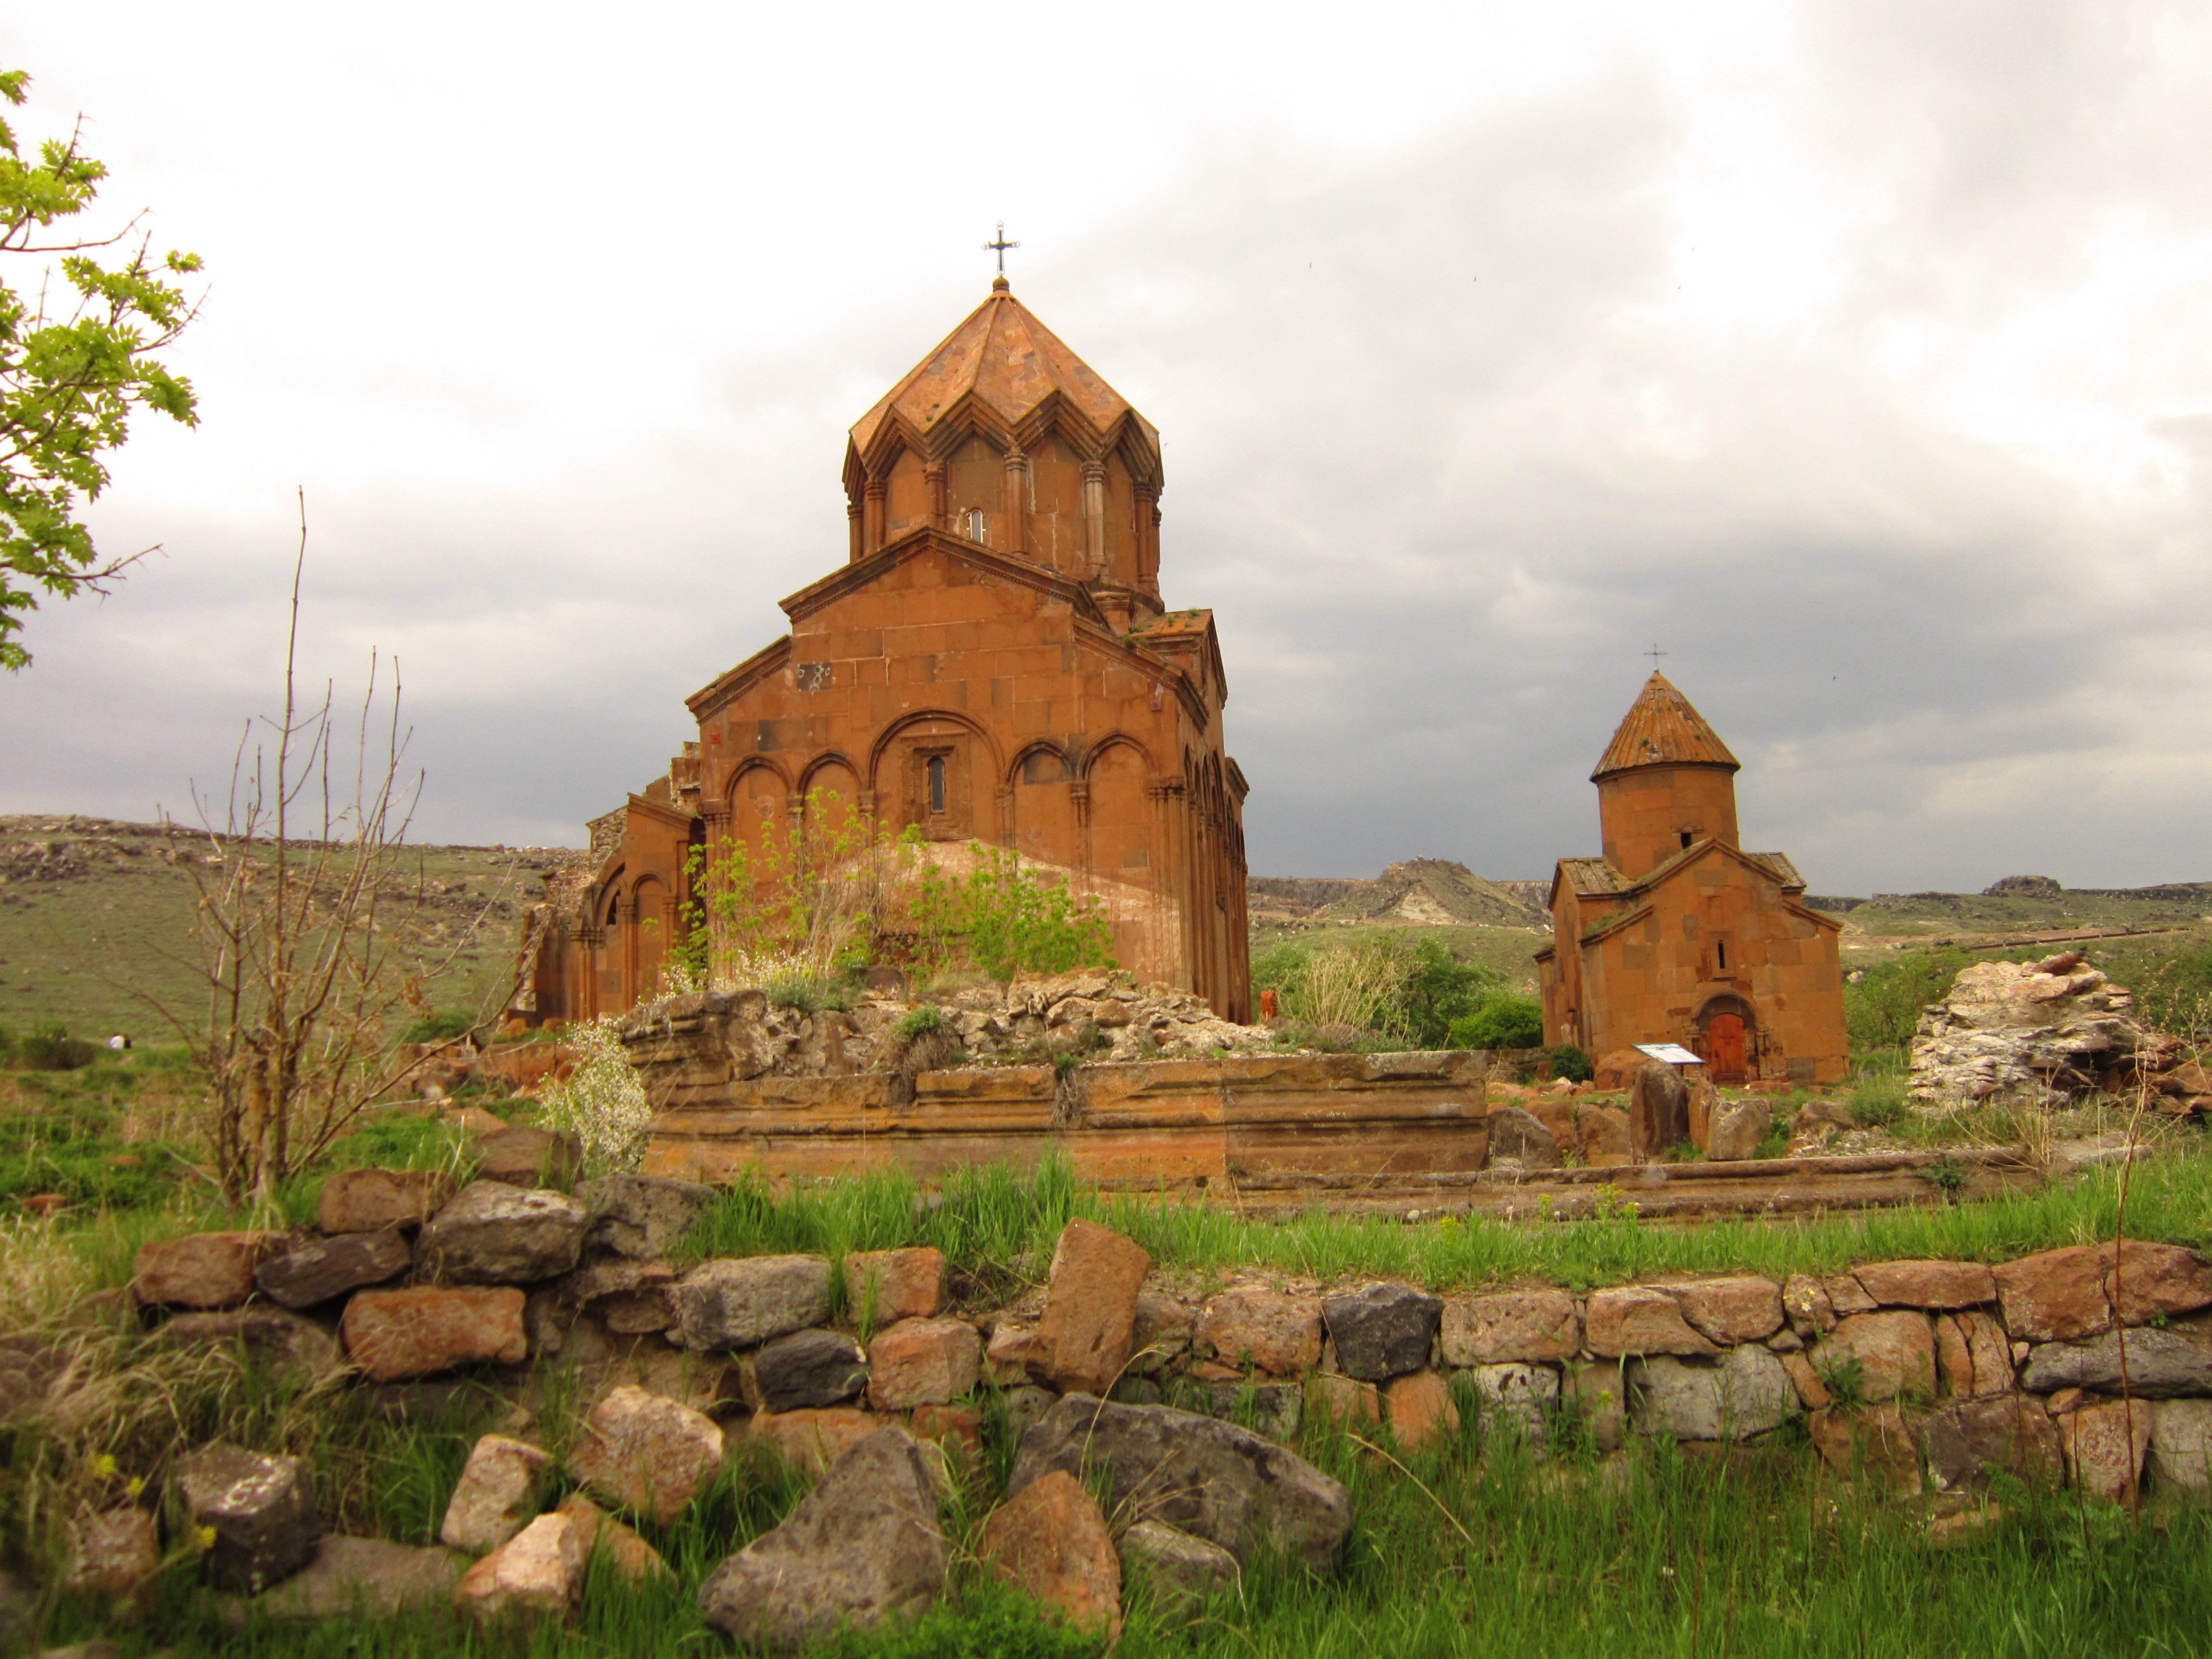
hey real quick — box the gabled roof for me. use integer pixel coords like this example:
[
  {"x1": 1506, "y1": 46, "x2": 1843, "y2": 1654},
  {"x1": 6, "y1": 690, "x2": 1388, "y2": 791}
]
[
  {"x1": 847, "y1": 279, "x2": 1160, "y2": 473},
  {"x1": 777, "y1": 525, "x2": 1107, "y2": 629},
  {"x1": 1593, "y1": 673, "x2": 1739, "y2": 781},
  {"x1": 1559, "y1": 858, "x2": 1629, "y2": 898}
]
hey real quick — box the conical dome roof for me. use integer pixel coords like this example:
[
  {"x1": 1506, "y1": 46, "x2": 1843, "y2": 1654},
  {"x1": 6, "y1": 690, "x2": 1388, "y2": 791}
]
[
  {"x1": 847, "y1": 278, "x2": 1158, "y2": 467},
  {"x1": 1592, "y1": 673, "x2": 1739, "y2": 781}
]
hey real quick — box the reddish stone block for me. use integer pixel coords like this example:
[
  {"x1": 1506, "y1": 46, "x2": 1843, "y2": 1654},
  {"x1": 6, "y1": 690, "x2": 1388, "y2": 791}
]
[
  {"x1": 1669, "y1": 1276, "x2": 1783, "y2": 1345},
  {"x1": 318, "y1": 1168, "x2": 455, "y2": 1235},
  {"x1": 982, "y1": 1468, "x2": 1120, "y2": 1639},
  {"x1": 1994, "y1": 1247, "x2": 2111, "y2": 1342},
  {"x1": 1584, "y1": 1287, "x2": 1715, "y2": 1358},
  {"x1": 843, "y1": 1247, "x2": 947, "y2": 1326},
  {"x1": 1382, "y1": 1370, "x2": 1459, "y2": 1451},
  {"x1": 746, "y1": 1407, "x2": 879, "y2": 1476},
  {"x1": 1852, "y1": 1260, "x2": 1997, "y2": 1310},
  {"x1": 133, "y1": 1231, "x2": 284, "y2": 1310},
  {"x1": 1817, "y1": 1311, "x2": 1936, "y2": 1403},
  {"x1": 867, "y1": 1317, "x2": 983, "y2": 1410},
  {"x1": 2103, "y1": 1241, "x2": 2212, "y2": 1327},
  {"x1": 341, "y1": 1287, "x2": 528, "y2": 1382},
  {"x1": 1030, "y1": 1220, "x2": 1151, "y2": 1396},
  {"x1": 1195, "y1": 1286, "x2": 1324, "y2": 1377}
]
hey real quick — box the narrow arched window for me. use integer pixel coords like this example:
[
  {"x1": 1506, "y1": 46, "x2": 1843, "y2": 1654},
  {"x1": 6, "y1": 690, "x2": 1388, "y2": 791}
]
[
  {"x1": 962, "y1": 507, "x2": 986, "y2": 541},
  {"x1": 1717, "y1": 940, "x2": 1728, "y2": 971},
  {"x1": 927, "y1": 756, "x2": 947, "y2": 814}
]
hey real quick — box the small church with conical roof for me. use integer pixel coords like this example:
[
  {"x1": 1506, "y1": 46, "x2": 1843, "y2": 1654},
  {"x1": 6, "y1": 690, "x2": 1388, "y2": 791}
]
[
  {"x1": 1535, "y1": 674, "x2": 1846, "y2": 1084},
  {"x1": 520, "y1": 276, "x2": 1251, "y2": 1022}
]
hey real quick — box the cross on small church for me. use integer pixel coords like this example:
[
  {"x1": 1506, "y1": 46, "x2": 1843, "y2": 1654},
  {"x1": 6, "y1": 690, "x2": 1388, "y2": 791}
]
[
  {"x1": 1646, "y1": 644, "x2": 1668, "y2": 672},
  {"x1": 984, "y1": 222, "x2": 1019, "y2": 277}
]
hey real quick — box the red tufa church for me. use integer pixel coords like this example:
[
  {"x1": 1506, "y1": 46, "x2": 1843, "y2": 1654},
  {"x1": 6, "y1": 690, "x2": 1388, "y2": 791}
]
[
  {"x1": 516, "y1": 276, "x2": 1252, "y2": 1024},
  {"x1": 1536, "y1": 673, "x2": 1848, "y2": 1084}
]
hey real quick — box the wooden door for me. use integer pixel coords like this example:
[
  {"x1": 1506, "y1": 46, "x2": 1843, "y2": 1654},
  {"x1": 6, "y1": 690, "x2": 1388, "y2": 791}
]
[{"x1": 1702, "y1": 1012, "x2": 1747, "y2": 1083}]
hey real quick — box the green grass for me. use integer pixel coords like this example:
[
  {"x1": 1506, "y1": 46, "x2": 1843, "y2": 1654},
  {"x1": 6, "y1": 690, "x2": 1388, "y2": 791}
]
[
  {"x1": 0, "y1": 816, "x2": 541, "y2": 1040},
  {"x1": 22, "y1": 1382, "x2": 2212, "y2": 1658},
  {"x1": 674, "y1": 1148, "x2": 2212, "y2": 1302}
]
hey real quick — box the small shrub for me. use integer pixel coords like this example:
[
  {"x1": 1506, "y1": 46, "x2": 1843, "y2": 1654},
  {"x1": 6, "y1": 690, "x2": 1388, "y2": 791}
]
[
  {"x1": 892, "y1": 1004, "x2": 946, "y2": 1042},
  {"x1": 1394, "y1": 936, "x2": 1498, "y2": 1047},
  {"x1": 1448, "y1": 992, "x2": 1544, "y2": 1051},
  {"x1": 1755, "y1": 1119, "x2": 1792, "y2": 1160},
  {"x1": 1924, "y1": 1155, "x2": 1968, "y2": 1196},
  {"x1": 1547, "y1": 1043, "x2": 1593, "y2": 1083},
  {"x1": 767, "y1": 973, "x2": 825, "y2": 1013},
  {"x1": 535, "y1": 1015, "x2": 653, "y2": 1176},
  {"x1": 17, "y1": 1022, "x2": 94, "y2": 1072},
  {"x1": 1819, "y1": 1352, "x2": 1867, "y2": 1410},
  {"x1": 1845, "y1": 949, "x2": 1973, "y2": 1053},
  {"x1": 400, "y1": 1010, "x2": 476, "y2": 1045}
]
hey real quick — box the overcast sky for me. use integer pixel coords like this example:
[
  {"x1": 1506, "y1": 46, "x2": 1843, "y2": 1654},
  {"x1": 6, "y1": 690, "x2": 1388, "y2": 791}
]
[{"x1": 2, "y1": 1, "x2": 2209, "y2": 895}]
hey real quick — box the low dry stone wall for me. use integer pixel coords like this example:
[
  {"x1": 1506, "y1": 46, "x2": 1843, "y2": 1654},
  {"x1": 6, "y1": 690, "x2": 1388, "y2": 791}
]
[{"x1": 65, "y1": 1144, "x2": 2212, "y2": 1642}]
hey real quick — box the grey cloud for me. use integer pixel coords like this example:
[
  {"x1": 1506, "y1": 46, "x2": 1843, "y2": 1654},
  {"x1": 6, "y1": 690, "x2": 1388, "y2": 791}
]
[{"x1": 6, "y1": 10, "x2": 2212, "y2": 898}]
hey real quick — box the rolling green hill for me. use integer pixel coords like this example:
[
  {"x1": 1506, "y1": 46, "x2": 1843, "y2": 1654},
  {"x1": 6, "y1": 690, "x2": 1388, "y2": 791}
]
[{"x1": 0, "y1": 815, "x2": 556, "y2": 1046}]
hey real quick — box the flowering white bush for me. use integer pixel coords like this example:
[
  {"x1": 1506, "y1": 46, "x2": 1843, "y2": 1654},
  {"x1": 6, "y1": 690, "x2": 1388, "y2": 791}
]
[{"x1": 536, "y1": 1015, "x2": 652, "y2": 1175}]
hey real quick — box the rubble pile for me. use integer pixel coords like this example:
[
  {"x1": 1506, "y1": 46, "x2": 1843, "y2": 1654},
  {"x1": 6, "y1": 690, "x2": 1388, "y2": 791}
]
[
  {"x1": 1909, "y1": 951, "x2": 2211, "y2": 1112},
  {"x1": 626, "y1": 968, "x2": 1277, "y2": 1081}
]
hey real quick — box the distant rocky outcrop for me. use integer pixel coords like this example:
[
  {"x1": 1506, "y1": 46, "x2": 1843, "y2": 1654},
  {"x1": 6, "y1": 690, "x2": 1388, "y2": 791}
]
[
  {"x1": 1984, "y1": 876, "x2": 2063, "y2": 900},
  {"x1": 1249, "y1": 859, "x2": 1546, "y2": 928}
]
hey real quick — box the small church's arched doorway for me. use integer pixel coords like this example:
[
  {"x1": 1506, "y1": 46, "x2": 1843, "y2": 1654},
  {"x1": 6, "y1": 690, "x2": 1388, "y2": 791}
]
[{"x1": 1694, "y1": 995, "x2": 1756, "y2": 1084}]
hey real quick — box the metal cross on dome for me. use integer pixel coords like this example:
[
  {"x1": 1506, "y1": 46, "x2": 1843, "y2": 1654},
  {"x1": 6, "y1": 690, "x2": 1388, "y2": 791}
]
[
  {"x1": 1646, "y1": 644, "x2": 1668, "y2": 672},
  {"x1": 984, "y1": 222, "x2": 1019, "y2": 276}
]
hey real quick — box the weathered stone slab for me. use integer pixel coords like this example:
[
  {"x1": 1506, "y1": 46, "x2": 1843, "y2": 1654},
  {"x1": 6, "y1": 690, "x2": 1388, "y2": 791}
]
[
  {"x1": 1030, "y1": 1220, "x2": 1150, "y2": 1396},
  {"x1": 1704, "y1": 1097, "x2": 1771, "y2": 1162},
  {"x1": 1119, "y1": 1519, "x2": 1238, "y2": 1607},
  {"x1": 2019, "y1": 1322, "x2": 2212, "y2": 1397},
  {"x1": 157, "y1": 1308, "x2": 340, "y2": 1380},
  {"x1": 1441, "y1": 1288, "x2": 1579, "y2": 1365},
  {"x1": 753, "y1": 1328, "x2": 867, "y2": 1412},
  {"x1": 2150, "y1": 1397, "x2": 2212, "y2": 1494},
  {"x1": 2105, "y1": 1241, "x2": 2212, "y2": 1326},
  {"x1": 318, "y1": 1168, "x2": 454, "y2": 1235},
  {"x1": 2062, "y1": 1397, "x2": 2152, "y2": 1503},
  {"x1": 1852, "y1": 1260, "x2": 1996, "y2": 1310},
  {"x1": 440, "y1": 1435, "x2": 551, "y2": 1552},
  {"x1": 1485, "y1": 1106, "x2": 1559, "y2": 1170},
  {"x1": 248, "y1": 1535, "x2": 467, "y2": 1617},
  {"x1": 1196, "y1": 1286, "x2": 1323, "y2": 1376},
  {"x1": 133, "y1": 1232, "x2": 283, "y2": 1310},
  {"x1": 1993, "y1": 1246, "x2": 2110, "y2": 1342},
  {"x1": 699, "y1": 1428, "x2": 947, "y2": 1651},
  {"x1": 553, "y1": 1493, "x2": 671, "y2": 1585},
  {"x1": 579, "y1": 1174, "x2": 716, "y2": 1259},
  {"x1": 980, "y1": 1467, "x2": 1120, "y2": 1639},
  {"x1": 341, "y1": 1287, "x2": 528, "y2": 1381},
  {"x1": 1323, "y1": 1283, "x2": 1442, "y2": 1382},
  {"x1": 417, "y1": 1182, "x2": 589, "y2": 1285},
  {"x1": 568, "y1": 1385, "x2": 724, "y2": 1526},
  {"x1": 1629, "y1": 1347, "x2": 1793, "y2": 1442},
  {"x1": 745, "y1": 1407, "x2": 880, "y2": 1477},
  {"x1": 1921, "y1": 1396, "x2": 2062, "y2": 1492},
  {"x1": 1469, "y1": 1362, "x2": 1557, "y2": 1448},
  {"x1": 1808, "y1": 1404, "x2": 1920, "y2": 1494},
  {"x1": 64, "y1": 1506, "x2": 159, "y2": 1598},
  {"x1": 673, "y1": 1255, "x2": 831, "y2": 1350},
  {"x1": 454, "y1": 1511, "x2": 585, "y2": 1623},
  {"x1": 844, "y1": 1247, "x2": 947, "y2": 1326},
  {"x1": 1585, "y1": 1287, "x2": 1715, "y2": 1358},
  {"x1": 472, "y1": 1124, "x2": 583, "y2": 1190},
  {"x1": 1130, "y1": 1291, "x2": 1195, "y2": 1374},
  {"x1": 178, "y1": 1442, "x2": 319, "y2": 1594},
  {"x1": 1817, "y1": 1311, "x2": 1936, "y2": 1403},
  {"x1": 1010, "y1": 1395, "x2": 1351, "y2": 1568},
  {"x1": 1669, "y1": 1277, "x2": 1783, "y2": 1345},
  {"x1": 255, "y1": 1228, "x2": 411, "y2": 1310},
  {"x1": 869, "y1": 1317, "x2": 982, "y2": 1411}
]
